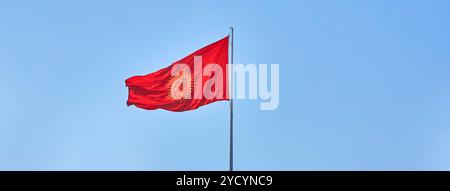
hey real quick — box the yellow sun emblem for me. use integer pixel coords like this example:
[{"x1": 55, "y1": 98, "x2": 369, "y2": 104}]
[{"x1": 168, "y1": 72, "x2": 192, "y2": 101}]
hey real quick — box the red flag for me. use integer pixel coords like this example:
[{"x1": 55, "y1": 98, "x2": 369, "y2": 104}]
[{"x1": 126, "y1": 36, "x2": 229, "y2": 112}]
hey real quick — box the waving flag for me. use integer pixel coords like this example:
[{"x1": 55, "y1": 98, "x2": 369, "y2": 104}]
[{"x1": 126, "y1": 36, "x2": 229, "y2": 112}]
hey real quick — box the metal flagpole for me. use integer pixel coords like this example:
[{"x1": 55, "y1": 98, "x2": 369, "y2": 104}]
[{"x1": 229, "y1": 27, "x2": 234, "y2": 171}]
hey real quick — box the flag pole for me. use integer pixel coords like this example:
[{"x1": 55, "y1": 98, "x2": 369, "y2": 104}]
[{"x1": 229, "y1": 27, "x2": 234, "y2": 171}]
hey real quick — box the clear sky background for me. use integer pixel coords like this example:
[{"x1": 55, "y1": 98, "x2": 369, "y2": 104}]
[{"x1": 1, "y1": 0, "x2": 450, "y2": 170}]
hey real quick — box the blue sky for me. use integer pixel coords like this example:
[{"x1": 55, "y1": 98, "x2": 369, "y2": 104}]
[{"x1": 1, "y1": 0, "x2": 450, "y2": 170}]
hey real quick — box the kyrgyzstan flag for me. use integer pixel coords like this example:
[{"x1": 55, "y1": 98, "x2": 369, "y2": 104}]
[{"x1": 126, "y1": 36, "x2": 229, "y2": 112}]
